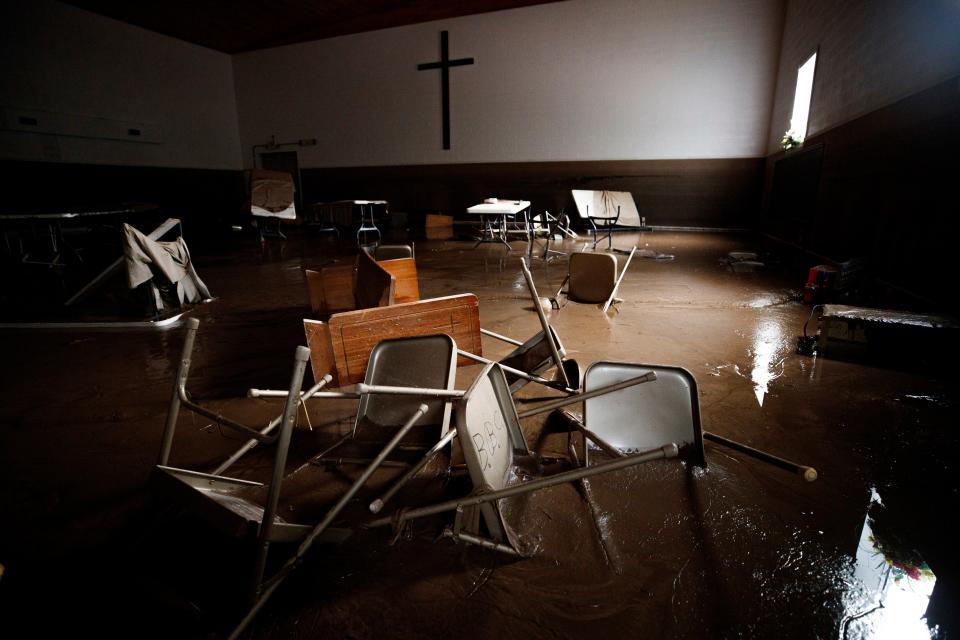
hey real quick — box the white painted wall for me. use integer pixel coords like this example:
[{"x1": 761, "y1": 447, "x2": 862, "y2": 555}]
[
  {"x1": 766, "y1": 0, "x2": 960, "y2": 154},
  {"x1": 233, "y1": 0, "x2": 785, "y2": 168},
  {"x1": 0, "y1": 0, "x2": 242, "y2": 169}
]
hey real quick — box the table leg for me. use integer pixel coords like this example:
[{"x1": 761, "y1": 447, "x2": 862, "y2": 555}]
[
  {"x1": 500, "y1": 214, "x2": 513, "y2": 249},
  {"x1": 473, "y1": 214, "x2": 490, "y2": 248}
]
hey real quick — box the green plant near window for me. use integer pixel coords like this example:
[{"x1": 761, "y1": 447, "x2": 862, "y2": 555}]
[{"x1": 781, "y1": 130, "x2": 802, "y2": 150}]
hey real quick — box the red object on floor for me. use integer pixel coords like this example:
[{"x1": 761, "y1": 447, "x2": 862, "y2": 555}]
[{"x1": 804, "y1": 265, "x2": 838, "y2": 304}]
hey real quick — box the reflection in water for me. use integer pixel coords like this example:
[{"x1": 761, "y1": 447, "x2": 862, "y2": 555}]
[
  {"x1": 483, "y1": 255, "x2": 508, "y2": 273},
  {"x1": 750, "y1": 321, "x2": 785, "y2": 406},
  {"x1": 144, "y1": 328, "x2": 175, "y2": 384},
  {"x1": 843, "y1": 488, "x2": 936, "y2": 639},
  {"x1": 746, "y1": 294, "x2": 778, "y2": 308}
]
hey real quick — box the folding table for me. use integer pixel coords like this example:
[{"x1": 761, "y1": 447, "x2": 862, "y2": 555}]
[{"x1": 466, "y1": 200, "x2": 531, "y2": 249}]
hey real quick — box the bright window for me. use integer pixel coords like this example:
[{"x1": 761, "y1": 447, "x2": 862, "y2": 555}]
[{"x1": 790, "y1": 52, "x2": 817, "y2": 141}]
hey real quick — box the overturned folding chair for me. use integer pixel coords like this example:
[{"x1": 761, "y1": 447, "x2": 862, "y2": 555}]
[
  {"x1": 567, "y1": 361, "x2": 817, "y2": 481},
  {"x1": 312, "y1": 333, "x2": 457, "y2": 468},
  {"x1": 518, "y1": 258, "x2": 580, "y2": 389},
  {"x1": 549, "y1": 247, "x2": 637, "y2": 313},
  {"x1": 151, "y1": 319, "x2": 351, "y2": 606},
  {"x1": 578, "y1": 361, "x2": 706, "y2": 466},
  {"x1": 526, "y1": 209, "x2": 577, "y2": 261},
  {"x1": 571, "y1": 189, "x2": 644, "y2": 251},
  {"x1": 228, "y1": 336, "x2": 459, "y2": 639},
  {"x1": 587, "y1": 204, "x2": 619, "y2": 251},
  {"x1": 489, "y1": 326, "x2": 576, "y2": 393}
]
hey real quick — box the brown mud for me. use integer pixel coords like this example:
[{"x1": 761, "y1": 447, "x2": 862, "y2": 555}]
[{"x1": 1, "y1": 230, "x2": 957, "y2": 639}]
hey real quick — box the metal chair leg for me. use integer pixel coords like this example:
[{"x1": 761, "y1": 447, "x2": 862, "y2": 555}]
[{"x1": 356, "y1": 204, "x2": 381, "y2": 247}]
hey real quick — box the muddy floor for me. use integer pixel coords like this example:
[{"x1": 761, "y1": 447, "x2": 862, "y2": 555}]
[{"x1": 1, "y1": 229, "x2": 957, "y2": 639}]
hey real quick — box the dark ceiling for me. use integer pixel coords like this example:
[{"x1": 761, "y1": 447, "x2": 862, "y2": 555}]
[{"x1": 61, "y1": 0, "x2": 562, "y2": 54}]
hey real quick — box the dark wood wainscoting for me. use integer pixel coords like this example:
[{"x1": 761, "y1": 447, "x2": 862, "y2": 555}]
[
  {"x1": 300, "y1": 158, "x2": 765, "y2": 229},
  {"x1": 2, "y1": 157, "x2": 762, "y2": 233},
  {"x1": 760, "y1": 74, "x2": 960, "y2": 307},
  {"x1": 0, "y1": 160, "x2": 247, "y2": 234}
]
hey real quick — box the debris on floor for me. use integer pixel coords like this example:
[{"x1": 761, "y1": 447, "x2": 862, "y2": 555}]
[
  {"x1": 802, "y1": 258, "x2": 867, "y2": 304},
  {"x1": 723, "y1": 250, "x2": 764, "y2": 272},
  {"x1": 818, "y1": 304, "x2": 959, "y2": 366},
  {"x1": 636, "y1": 248, "x2": 675, "y2": 260}
]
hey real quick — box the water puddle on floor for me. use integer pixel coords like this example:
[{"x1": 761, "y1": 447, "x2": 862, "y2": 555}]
[
  {"x1": 705, "y1": 318, "x2": 788, "y2": 407},
  {"x1": 749, "y1": 320, "x2": 787, "y2": 407}
]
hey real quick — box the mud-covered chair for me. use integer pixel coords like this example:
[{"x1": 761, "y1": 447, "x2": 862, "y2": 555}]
[
  {"x1": 581, "y1": 361, "x2": 705, "y2": 466},
  {"x1": 549, "y1": 252, "x2": 618, "y2": 308},
  {"x1": 576, "y1": 360, "x2": 818, "y2": 484},
  {"x1": 313, "y1": 334, "x2": 457, "y2": 467}
]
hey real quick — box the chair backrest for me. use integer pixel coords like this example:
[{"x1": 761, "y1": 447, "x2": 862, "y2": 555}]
[
  {"x1": 498, "y1": 327, "x2": 566, "y2": 392},
  {"x1": 588, "y1": 204, "x2": 620, "y2": 224},
  {"x1": 354, "y1": 334, "x2": 457, "y2": 445},
  {"x1": 306, "y1": 251, "x2": 418, "y2": 315},
  {"x1": 456, "y1": 364, "x2": 528, "y2": 547},
  {"x1": 355, "y1": 249, "x2": 395, "y2": 309},
  {"x1": 583, "y1": 361, "x2": 705, "y2": 466},
  {"x1": 568, "y1": 252, "x2": 617, "y2": 303},
  {"x1": 376, "y1": 257, "x2": 420, "y2": 304},
  {"x1": 376, "y1": 245, "x2": 414, "y2": 260}
]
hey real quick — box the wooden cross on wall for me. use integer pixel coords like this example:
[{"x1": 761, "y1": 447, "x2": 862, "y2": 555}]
[{"x1": 417, "y1": 31, "x2": 474, "y2": 150}]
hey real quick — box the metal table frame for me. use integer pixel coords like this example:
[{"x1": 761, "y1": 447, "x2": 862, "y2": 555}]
[
  {"x1": 467, "y1": 200, "x2": 532, "y2": 249},
  {"x1": 1, "y1": 203, "x2": 158, "y2": 267}
]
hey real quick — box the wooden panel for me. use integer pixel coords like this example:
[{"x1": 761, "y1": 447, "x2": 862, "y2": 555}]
[
  {"x1": 377, "y1": 257, "x2": 420, "y2": 303},
  {"x1": 769, "y1": 144, "x2": 824, "y2": 223},
  {"x1": 0, "y1": 161, "x2": 245, "y2": 234},
  {"x1": 354, "y1": 250, "x2": 395, "y2": 310},
  {"x1": 760, "y1": 74, "x2": 960, "y2": 307},
  {"x1": 319, "y1": 263, "x2": 357, "y2": 313},
  {"x1": 303, "y1": 319, "x2": 337, "y2": 386},
  {"x1": 425, "y1": 213, "x2": 454, "y2": 239},
  {"x1": 327, "y1": 294, "x2": 482, "y2": 385}
]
